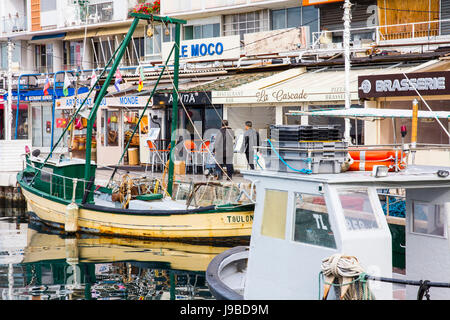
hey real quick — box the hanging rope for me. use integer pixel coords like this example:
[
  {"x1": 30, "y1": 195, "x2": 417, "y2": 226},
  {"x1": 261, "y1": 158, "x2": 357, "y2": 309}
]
[{"x1": 320, "y1": 254, "x2": 374, "y2": 300}]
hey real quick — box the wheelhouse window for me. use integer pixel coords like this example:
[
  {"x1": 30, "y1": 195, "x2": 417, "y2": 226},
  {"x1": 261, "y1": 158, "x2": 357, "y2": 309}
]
[
  {"x1": 293, "y1": 193, "x2": 336, "y2": 249},
  {"x1": 338, "y1": 188, "x2": 380, "y2": 231},
  {"x1": 412, "y1": 202, "x2": 447, "y2": 237},
  {"x1": 261, "y1": 189, "x2": 288, "y2": 239}
]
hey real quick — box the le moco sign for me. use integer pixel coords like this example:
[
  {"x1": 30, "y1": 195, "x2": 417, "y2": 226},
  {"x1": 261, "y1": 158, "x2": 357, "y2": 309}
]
[{"x1": 358, "y1": 71, "x2": 450, "y2": 99}]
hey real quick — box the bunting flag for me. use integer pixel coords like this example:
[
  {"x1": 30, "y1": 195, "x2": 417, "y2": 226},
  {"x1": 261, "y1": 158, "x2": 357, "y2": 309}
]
[
  {"x1": 137, "y1": 66, "x2": 145, "y2": 92},
  {"x1": 43, "y1": 76, "x2": 50, "y2": 96},
  {"x1": 114, "y1": 69, "x2": 122, "y2": 92},
  {"x1": 63, "y1": 73, "x2": 71, "y2": 97},
  {"x1": 90, "y1": 70, "x2": 97, "y2": 88}
]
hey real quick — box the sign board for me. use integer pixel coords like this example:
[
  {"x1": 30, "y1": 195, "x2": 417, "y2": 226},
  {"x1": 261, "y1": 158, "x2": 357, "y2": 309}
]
[
  {"x1": 56, "y1": 94, "x2": 152, "y2": 110},
  {"x1": 358, "y1": 71, "x2": 450, "y2": 99},
  {"x1": 302, "y1": 0, "x2": 344, "y2": 5},
  {"x1": 162, "y1": 35, "x2": 241, "y2": 62},
  {"x1": 244, "y1": 27, "x2": 308, "y2": 56},
  {"x1": 213, "y1": 88, "x2": 359, "y2": 104},
  {"x1": 153, "y1": 92, "x2": 211, "y2": 106}
]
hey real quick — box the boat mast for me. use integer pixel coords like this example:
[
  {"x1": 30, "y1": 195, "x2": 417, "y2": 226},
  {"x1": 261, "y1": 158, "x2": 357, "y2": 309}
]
[
  {"x1": 343, "y1": 0, "x2": 352, "y2": 143},
  {"x1": 167, "y1": 23, "x2": 181, "y2": 197},
  {"x1": 84, "y1": 17, "x2": 140, "y2": 181}
]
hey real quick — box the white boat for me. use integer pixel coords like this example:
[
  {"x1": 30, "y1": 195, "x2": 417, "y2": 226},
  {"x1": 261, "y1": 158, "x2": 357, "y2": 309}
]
[{"x1": 207, "y1": 164, "x2": 450, "y2": 300}]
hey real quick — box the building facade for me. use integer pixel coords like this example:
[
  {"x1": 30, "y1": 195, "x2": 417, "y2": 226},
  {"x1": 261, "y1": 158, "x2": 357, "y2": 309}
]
[{"x1": 0, "y1": 0, "x2": 449, "y2": 171}]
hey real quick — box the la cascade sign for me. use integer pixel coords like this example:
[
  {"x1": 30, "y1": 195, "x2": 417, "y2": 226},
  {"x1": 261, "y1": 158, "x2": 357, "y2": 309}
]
[{"x1": 256, "y1": 89, "x2": 308, "y2": 103}]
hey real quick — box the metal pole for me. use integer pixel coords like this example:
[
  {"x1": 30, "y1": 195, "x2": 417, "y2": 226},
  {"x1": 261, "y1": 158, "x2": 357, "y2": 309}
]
[
  {"x1": 6, "y1": 39, "x2": 13, "y2": 141},
  {"x1": 343, "y1": 0, "x2": 352, "y2": 144},
  {"x1": 167, "y1": 23, "x2": 181, "y2": 197},
  {"x1": 411, "y1": 98, "x2": 419, "y2": 164}
]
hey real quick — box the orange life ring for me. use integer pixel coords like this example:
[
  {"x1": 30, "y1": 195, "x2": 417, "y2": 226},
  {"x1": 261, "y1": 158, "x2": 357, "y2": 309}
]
[
  {"x1": 349, "y1": 150, "x2": 397, "y2": 161},
  {"x1": 349, "y1": 160, "x2": 395, "y2": 172}
]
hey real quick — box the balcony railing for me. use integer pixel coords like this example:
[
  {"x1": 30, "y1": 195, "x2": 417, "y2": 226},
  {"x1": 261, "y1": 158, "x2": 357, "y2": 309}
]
[
  {"x1": 1, "y1": 14, "x2": 27, "y2": 34},
  {"x1": 311, "y1": 18, "x2": 450, "y2": 50}
]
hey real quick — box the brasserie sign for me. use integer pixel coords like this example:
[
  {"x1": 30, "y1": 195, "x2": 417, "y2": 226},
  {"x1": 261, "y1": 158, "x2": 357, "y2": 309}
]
[{"x1": 358, "y1": 71, "x2": 450, "y2": 98}]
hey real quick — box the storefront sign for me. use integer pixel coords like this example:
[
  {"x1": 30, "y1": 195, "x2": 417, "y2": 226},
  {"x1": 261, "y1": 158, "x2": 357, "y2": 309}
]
[
  {"x1": 213, "y1": 89, "x2": 358, "y2": 104},
  {"x1": 162, "y1": 35, "x2": 240, "y2": 62},
  {"x1": 153, "y1": 92, "x2": 211, "y2": 106},
  {"x1": 358, "y1": 71, "x2": 450, "y2": 98},
  {"x1": 56, "y1": 94, "x2": 151, "y2": 109}
]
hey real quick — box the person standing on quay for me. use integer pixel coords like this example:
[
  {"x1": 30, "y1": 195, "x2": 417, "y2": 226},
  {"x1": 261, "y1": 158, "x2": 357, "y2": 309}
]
[
  {"x1": 241, "y1": 121, "x2": 259, "y2": 170},
  {"x1": 213, "y1": 120, "x2": 235, "y2": 180}
]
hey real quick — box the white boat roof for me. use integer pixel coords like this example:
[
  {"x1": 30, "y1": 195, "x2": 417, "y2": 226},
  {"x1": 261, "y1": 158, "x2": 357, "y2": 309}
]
[
  {"x1": 287, "y1": 108, "x2": 450, "y2": 120},
  {"x1": 31, "y1": 156, "x2": 96, "y2": 167},
  {"x1": 243, "y1": 165, "x2": 450, "y2": 188}
]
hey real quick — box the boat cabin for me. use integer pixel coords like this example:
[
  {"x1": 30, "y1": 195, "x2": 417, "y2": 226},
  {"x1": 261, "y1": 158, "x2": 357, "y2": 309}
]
[
  {"x1": 242, "y1": 165, "x2": 450, "y2": 300},
  {"x1": 24, "y1": 156, "x2": 97, "y2": 203}
]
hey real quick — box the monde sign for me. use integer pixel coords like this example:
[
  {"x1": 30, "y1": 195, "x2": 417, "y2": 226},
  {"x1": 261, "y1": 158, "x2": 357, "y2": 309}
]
[{"x1": 162, "y1": 35, "x2": 241, "y2": 62}]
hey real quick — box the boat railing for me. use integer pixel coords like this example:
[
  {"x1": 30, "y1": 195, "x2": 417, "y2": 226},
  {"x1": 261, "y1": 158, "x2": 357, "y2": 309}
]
[{"x1": 25, "y1": 161, "x2": 94, "y2": 202}]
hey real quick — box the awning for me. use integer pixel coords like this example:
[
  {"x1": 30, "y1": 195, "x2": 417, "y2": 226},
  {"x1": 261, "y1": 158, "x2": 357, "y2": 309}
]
[
  {"x1": 64, "y1": 25, "x2": 145, "y2": 41},
  {"x1": 64, "y1": 29, "x2": 98, "y2": 41},
  {"x1": 212, "y1": 66, "x2": 416, "y2": 105},
  {"x1": 31, "y1": 33, "x2": 66, "y2": 41},
  {"x1": 287, "y1": 108, "x2": 450, "y2": 120}
]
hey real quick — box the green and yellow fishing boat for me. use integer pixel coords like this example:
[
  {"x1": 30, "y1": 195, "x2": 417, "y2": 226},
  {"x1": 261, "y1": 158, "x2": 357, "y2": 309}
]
[{"x1": 17, "y1": 12, "x2": 253, "y2": 242}]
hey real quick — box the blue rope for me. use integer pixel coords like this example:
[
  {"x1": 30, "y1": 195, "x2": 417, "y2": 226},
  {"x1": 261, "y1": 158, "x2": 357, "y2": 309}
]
[
  {"x1": 267, "y1": 139, "x2": 312, "y2": 174},
  {"x1": 254, "y1": 153, "x2": 264, "y2": 169}
]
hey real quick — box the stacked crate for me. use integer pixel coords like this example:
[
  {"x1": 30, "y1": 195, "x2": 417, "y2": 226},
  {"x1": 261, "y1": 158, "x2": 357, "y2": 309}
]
[{"x1": 264, "y1": 125, "x2": 347, "y2": 174}]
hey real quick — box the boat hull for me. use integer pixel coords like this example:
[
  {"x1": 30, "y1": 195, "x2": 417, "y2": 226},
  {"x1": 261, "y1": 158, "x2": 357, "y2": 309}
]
[{"x1": 19, "y1": 178, "x2": 253, "y2": 241}]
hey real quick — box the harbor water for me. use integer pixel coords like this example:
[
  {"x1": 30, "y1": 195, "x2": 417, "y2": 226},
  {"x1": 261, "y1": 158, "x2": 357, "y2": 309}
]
[{"x1": 0, "y1": 208, "x2": 231, "y2": 300}]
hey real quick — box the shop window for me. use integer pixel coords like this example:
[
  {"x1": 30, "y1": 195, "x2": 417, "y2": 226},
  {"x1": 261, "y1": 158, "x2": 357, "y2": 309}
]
[
  {"x1": 32, "y1": 104, "x2": 68, "y2": 148},
  {"x1": 293, "y1": 193, "x2": 337, "y2": 249},
  {"x1": 11, "y1": 105, "x2": 29, "y2": 140},
  {"x1": 124, "y1": 110, "x2": 141, "y2": 147},
  {"x1": 100, "y1": 109, "x2": 119, "y2": 147},
  {"x1": 338, "y1": 188, "x2": 380, "y2": 231},
  {"x1": 261, "y1": 189, "x2": 288, "y2": 239},
  {"x1": 412, "y1": 202, "x2": 447, "y2": 238}
]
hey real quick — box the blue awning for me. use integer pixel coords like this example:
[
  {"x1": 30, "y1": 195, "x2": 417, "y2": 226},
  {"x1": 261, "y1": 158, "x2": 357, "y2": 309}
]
[{"x1": 31, "y1": 33, "x2": 66, "y2": 41}]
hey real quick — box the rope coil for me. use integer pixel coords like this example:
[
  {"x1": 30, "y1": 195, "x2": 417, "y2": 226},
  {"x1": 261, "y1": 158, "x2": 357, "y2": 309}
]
[{"x1": 320, "y1": 254, "x2": 374, "y2": 300}]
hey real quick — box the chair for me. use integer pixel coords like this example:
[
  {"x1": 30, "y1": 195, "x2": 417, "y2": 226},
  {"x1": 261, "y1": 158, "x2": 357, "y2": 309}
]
[
  {"x1": 147, "y1": 140, "x2": 168, "y2": 173},
  {"x1": 183, "y1": 140, "x2": 198, "y2": 174},
  {"x1": 199, "y1": 141, "x2": 211, "y2": 173}
]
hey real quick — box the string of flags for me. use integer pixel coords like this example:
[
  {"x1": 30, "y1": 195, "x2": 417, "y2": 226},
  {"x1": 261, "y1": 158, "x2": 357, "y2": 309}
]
[{"x1": 114, "y1": 69, "x2": 122, "y2": 92}]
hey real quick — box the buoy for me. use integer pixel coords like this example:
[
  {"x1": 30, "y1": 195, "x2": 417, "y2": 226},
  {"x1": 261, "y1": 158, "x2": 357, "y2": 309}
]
[
  {"x1": 349, "y1": 150, "x2": 397, "y2": 161},
  {"x1": 348, "y1": 149, "x2": 407, "y2": 172},
  {"x1": 349, "y1": 160, "x2": 396, "y2": 172},
  {"x1": 65, "y1": 179, "x2": 79, "y2": 233}
]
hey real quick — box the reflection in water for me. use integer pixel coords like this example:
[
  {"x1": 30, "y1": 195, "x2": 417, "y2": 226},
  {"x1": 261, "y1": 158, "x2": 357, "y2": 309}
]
[{"x1": 0, "y1": 212, "x2": 233, "y2": 300}]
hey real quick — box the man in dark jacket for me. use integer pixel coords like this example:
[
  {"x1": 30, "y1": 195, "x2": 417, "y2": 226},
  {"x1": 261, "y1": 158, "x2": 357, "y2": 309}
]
[
  {"x1": 240, "y1": 121, "x2": 259, "y2": 169},
  {"x1": 213, "y1": 120, "x2": 235, "y2": 180}
]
